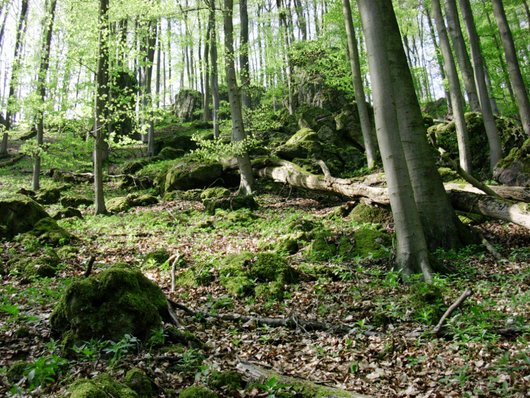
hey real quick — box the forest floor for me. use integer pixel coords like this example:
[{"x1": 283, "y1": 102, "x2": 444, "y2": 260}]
[{"x1": 0, "y1": 128, "x2": 529, "y2": 397}]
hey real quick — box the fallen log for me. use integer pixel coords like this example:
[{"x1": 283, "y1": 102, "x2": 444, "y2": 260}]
[
  {"x1": 255, "y1": 159, "x2": 530, "y2": 230},
  {"x1": 236, "y1": 360, "x2": 371, "y2": 398}
]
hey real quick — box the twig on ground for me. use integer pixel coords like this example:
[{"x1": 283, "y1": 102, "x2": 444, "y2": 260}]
[
  {"x1": 433, "y1": 288, "x2": 473, "y2": 336},
  {"x1": 83, "y1": 256, "x2": 96, "y2": 278}
]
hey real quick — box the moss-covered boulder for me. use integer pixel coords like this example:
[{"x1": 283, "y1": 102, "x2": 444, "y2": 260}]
[
  {"x1": 163, "y1": 189, "x2": 204, "y2": 201},
  {"x1": 50, "y1": 265, "x2": 168, "y2": 342},
  {"x1": 13, "y1": 248, "x2": 61, "y2": 279},
  {"x1": 107, "y1": 197, "x2": 131, "y2": 213},
  {"x1": 0, "y1": 195, "x2": 49, "y2": 239},
  {"x1": 107, "y1": 193, "x2": 159, "y2": 213},
  {"x1": 125, "y1": 368, "x2": 155, "y2": 398},
  {"x1": 349, "y1": 203, "x2": 393, "y2": 225},
  {"x1": 164, "y1": 160, "x2": 223, "y2": 193},
  {"x1": 353, "y1": 226, "x2": 392, "y2": 259},
  {"x1": 218, "y1": 252, "x2": 298, "y2": 297},
  {"x1": 200, "y1": 187, "x2": 231, "y2": 201},
  {"x1": 203, "y1": 194, "x2": 258, "y2": 214},
  {"x1": 60, "y1": 195, "x2": 92, "y2": 208},
  {"x1": 157, "y1": 147, "x2": 185, "y2": 160},
  {"x1": 493, "y1": 137, "x2": 529, "y2": 186},
  {"x1": 53, "y1": 207, "x2": 83, "y2": 220},
  {"x1": 35, "y1": 186, "x2": 63, "y2": 205},
  {"x1": 275, "y1": 127, "x2": 321, "y2": 160},
  {"x1": 179, "y1": 386, "x2": 218, "y2": 398},
  {"x1": 119, "y1": 159, "x2": 150, "y2": 175},
  {"x1": 29, "y1": 217, "x2": 72, "y2": 245},
  {"x1": 207, "y1": 371, "x2": 245, "y2": 394},
  {"x1": 67, "y1": 374, "x2": 138, "y2": 398}
]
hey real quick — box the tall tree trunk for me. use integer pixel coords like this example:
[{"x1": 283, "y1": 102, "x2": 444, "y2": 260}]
[
  {"x1": 380, "y1": 0, "x2": 472, "y2": 252},
  {"x1": 166, "y1": 19, "x2": 173, "y2": 102},
  {"x1": 223, "y1": 0, "x2": 254, "y2": 195},
  {"x1": 357, "y1": 0, "x2": 433, "y2": 281},
  {"x1": 342, "y1": 0, "x2": 377, "y2": 169},
  {"x1": 524, "y1": 0, "x2": 530, "y2": 35},
  {"x1": 293, "y1": 0, "x2": 307, "y2": 40},
  {"x1": 431, "y1": 0, "x2": 472, "y2": 173},
  {"x1": 208, "y1": 0, "x2": 220, "y2": 138},
  {"x1": 459, "y1": 0, "x2": 502, "y2": 170},
  {"x1": 143, "y1": 20, "x2": 157, "y2": 156},
  {"x1": 5, "y1": 0, "x2": 29, "y2": 129},
  {"x1": 155, "y1": 21, "x2": 161, "y2": 109},
  {"x1": 444, "y1": 0, "x2": 481, "y2": 112},
  {"x1": 423, "y1": 2, "x2": 452, "y2": 112},
  {"x1": 239, "y1": 0, "x2": 251, "y2": 108},
  {"x1": 203, "y1": 10, "x2": 212, "y2": 122},
  {"x1": 277, "y1": 0, "x2": 294, "y2": 114},
  {"x1": 33, "y1": 0, "x2": 58, "y2": 192},
  {"x1": 94, "y1": 0, "x2": 110, "y2": 215},
  {"x1": 491, "y1": 0, "x2": 530, "y2": 137}
]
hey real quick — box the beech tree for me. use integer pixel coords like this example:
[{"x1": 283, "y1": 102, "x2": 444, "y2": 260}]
[
  {"x1": 94, "y1": 0, "x2": 110, "y2": 215},
  {"x1": 431, "y1": 0, "x2": 472, "y2": 174},
  {"x1": 357, "y1": 0, "x2": 433, "y2": 281},
  {"x1": 492, "y1": 0, "x2": 530, "y2": 137},
  {"x1": 342, "y1": 0, "x2": 377, "y2": 169},
  {"x1": 33, "y1": 0, "x2": 58, "y2": 192},
  {"x1": 223, "y1": 0, "x2": 253, "y2": 195}
]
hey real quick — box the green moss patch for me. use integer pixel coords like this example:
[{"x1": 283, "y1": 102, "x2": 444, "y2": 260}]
[
  {"x1": 67, "y1": 374, "x2": 138, "y2": 398},
  {"x1": 179, "y1": 386, "x2": 218, "y2": 398},
  {"x1": 349, "y1": 203, "x2": 392, "y2": 225},
  {"x1": 125, "y1": 368, "x2": 155, "y2": 398},
  {"x1": 50, "y1": 264, "x2": 168, "y2": 342},
  {"x1": 29, "y1": 217, "x2": 72, "y2": 245}
]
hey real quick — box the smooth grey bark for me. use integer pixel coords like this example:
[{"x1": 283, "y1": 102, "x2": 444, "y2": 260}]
[
  {"x1": 524, "y1": 0, "x2": 530, "y2": 34},
  {"x1": 5, "y1": 0, "x2": 29, "y2": 129},
  {"x1": 444, "y1": 0, "x2": 480, "y2": 112},
  {"x1": 276, "y1": 0, "x2": 294, "y2": 114},
  {"x1": 357, "y1": 0, "x2": 432, "y2": 281},
  {"x1": 431, "y1": 0, "x2": 472, "y2": 173},
  {"x1": 208, "y1": 0, "x2": 220, "y2": 138},
  {"x1": 492, "y1": 0, "x2": 530, "y2": 137},
  {"x1": 342, "y1": 0, "x2": 377, "y2": 169},
  {"x1": 293, "y1": 0, "x2": 307, "y2": 40},
  {"x1": 142, "y1": 20, "x2": 156, "y2": 155},
  {"x1": 203, "y1": 10, "x2": 212, "y2": 121},
  {"x1": 33, "y1": 0, "x2": 58, "y2": 192},
  {"x1": 94, "y1": 0, "x2": 110, "y2": 215},
  {"x1": 224, "y1": 0, "x2": 254, "y2": 195},
  {"x1": 379, "y1": 0, "x2": 471, "y2": 252},
  {"x1": 239, "y1": 0, "x2": 251, "y2": 108},
  {"x1": 459, "y1": 0, "x2": 502, "y2": 170}
]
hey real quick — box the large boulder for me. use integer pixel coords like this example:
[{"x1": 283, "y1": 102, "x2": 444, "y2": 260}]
[
  {"x1": 0, "y1": 195, "x2": 49, "y2": 239},
  {"x1": 50, "y1": 265, "x2": 168, "y2": 342},
  {"x1": 493, "y1": 137, "x2": 530, "y2": 186},
  {"x1": 164, "y1": 160, "x2": 223, "y2": 193},
  {"x1": 173, "y1": 89, "x2": 202, "y2": 122}
]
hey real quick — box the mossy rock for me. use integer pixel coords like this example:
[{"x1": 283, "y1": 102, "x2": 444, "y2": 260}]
[
  {"x1": 60, "y1": 195, "x2": 93, "y2": 208},
  {"x1": 0, "y1": 195, "x2": 49, "y2": 239},
  {"x1": 275, "y1": 127, "x2": 321, "y2": 160},
  {"x1": 14, "y1": 249, "x2": 61, "y2": 279},
  {"x1": 218, "y1": 252, "x2": 298, "y2": 297},
  {"x1": 50, "y1": 264, "x2": 168, "y2": 343},
  {"x1": 157, "y1": 147, "x2": 185, "y2": 160},
  {"x1": 164, "y1": 160, "x2": 223, "y2": 193},
  {"x1": 29, "y1": 217, "x2": 72, "y2": 245},
  {"x1": 255, "y1": 280, "x2": 286, "y2": 301},
  {"x1": 353, "y1": 226, "x2": 392, "y2": 259},
  {"x1": 35, "y1": 186, "x2": 62, "y2": 205},
  {"x1": 107, "y1": 197, "x2": 132, "y2": 213},
  {"x1": 200, "y1": 187, "x2": 231, "y2": 201},
  {"x1": 349, "y1": 203, "x2": 393, "y2": 225},
  {"x1": 179, "y1": 386, "x2": 219, "y2": 398},
  {"x1": 67, "y1": 374, "x2": 138, "y2": 398},
  {"x1": 125, "y1": 368, "x2": 155, "y2": 398},
  {"x1": 276, "y1": 237, "x2": 300, "y2": 255},
  {"x1": 307, "y1": 231, "x2": 340, "y2": 261},
  {"x1": 119, "y1": 159, "x2": 150, "y2": 175},
  {"x1": 203, "y1": 194, "x2": 258, "y2": 214},
  {"x1": 163, "y1": 189, "x2": 203, "y2": 201},
  {"x1": 493, "y1": 137, "x2": 529, "y2": 186},
  {"x1": 53, "y1": 207, "x2": 83, "y2": 220},
  {"x1": 207, "y1": 371, "x2": 245, "y2": 393},
  {"x1": 287, "y1": 218, "x2": 318, "y2": 233}
]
